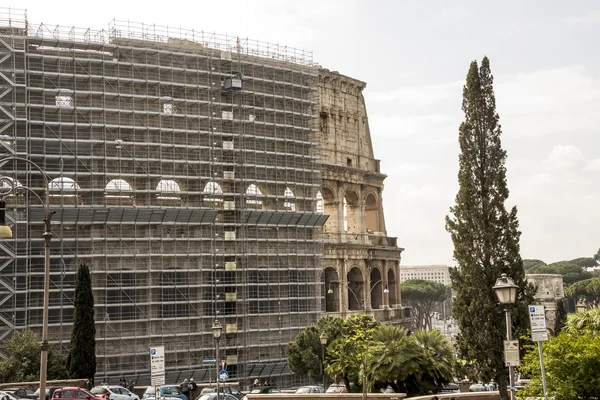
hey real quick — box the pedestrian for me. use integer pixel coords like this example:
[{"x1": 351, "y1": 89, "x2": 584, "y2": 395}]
[
  {"x1": 188, "y1": 378, "x2": 197, "y2": 400},
  {"x1": 253, "y1": 379, "x2": 259, "y2": 388},
  {"x1": 179, "y1": 378, "x2": 190, "y2": 400},
  {"x1": 119, "y1": 377, "x2": 126, "y2": 387},
  {"x1": 128, "y1": 380, "x2": 135, "y2": 392}
]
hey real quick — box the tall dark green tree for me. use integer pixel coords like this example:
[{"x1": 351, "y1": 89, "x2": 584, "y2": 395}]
[
  {"x1": 445, "y1": 57, "x2": 535, "y2": 400},
  {"x1": 67, "y1": 262, "x2": 96, "y2": 379}
]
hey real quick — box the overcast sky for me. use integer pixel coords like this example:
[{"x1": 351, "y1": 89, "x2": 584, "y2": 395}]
[{"x1": 16, "y1": 0, "x2": 600, "y2": 266}]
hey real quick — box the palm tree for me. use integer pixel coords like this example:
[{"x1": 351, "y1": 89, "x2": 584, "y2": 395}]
[
  {"x1": 410, "y1": 329, "x2": 454, "y2": 393},
  {"x1": 564, "y1": 306, "x2": 600, "y2": 333},
  {"x1": 368, "y1": 325, "x2": 420, "y2": 392},
  {"x1": 325, "y1": 337, "x2": 360, "y2": 390}
]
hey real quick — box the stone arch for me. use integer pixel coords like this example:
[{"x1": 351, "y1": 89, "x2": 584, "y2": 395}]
[
  {"x1": 344, "y1": 189, "x2": 360, "y2": 233},
  {"x1": 321, "y1": 186, "x2": 336, "y2": 232},
  {"x1": 365, "y1": 192, "x2": 379, "y2": 233},
  {"x1": 388, "y1": 267, "x2": 397, "y2": 306},
  {"x1": 315, "y1": 191, "x2": 324, "y2": 214},
  {"x1": 49, "y1": 177, "x2": 80, "y2": 196},
  {"x1": 347, "y1": 266, "x2": 364, "y2": 311},
  {"x1": 322, "y1": 267, "x2": 340, "y2": 312},
  {"x1": 370, "y1": 268, "x2": 383, "y2": 309},
  {"x1": 203, "y1": 181, "x2": 224, "y2": 203},
  {"x1": 284, "y1": 187, "x2": 295, "y2": 211},
  {"x1": 246, "y1": 184, "x2": 263, "y2": 206},
  {"x1": 156, "y1": 179, "x2": 181, "y2": 200},
  {"x1": 105, "y1": 179, "x2": 133, "y2": 197}
]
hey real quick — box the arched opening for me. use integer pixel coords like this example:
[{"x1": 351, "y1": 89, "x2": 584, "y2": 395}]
[
  {"x1": 156, "y1": 179, "x2": 181, "y2": 200},
  {"x1": 365, "y1": 192, "x2": 379, "y2": 233},
  {"x1": 283, "y1": 187, "x2": 295, "y2": 211},
  {"x1": 344, "y1": 190, "x2": 360, "y2": 233},
  {"x1": 49, "y1": 177, "x2": 80, "y2": 196},
  {"x1": 321, "y1": 187, "x2": 336, "y2": 232},
  {"x1": 246, "y1": 184, "x2": 263, "y2": 208},
  {"x1": 105, "y1": 179, "x2": 135, "y2": 205},
  {"x1": 388, "y1": 268, "x2": 397, "y2": 306},
  {"x1": 316, "y1": 191, "x2": 324, "y2": 214},
  {"x1": 347, "y1": 267, "x2": 364, "y2": 311},
  {"x1": 203, "y1": 181, "x2": 224, "y2": 203},
  {"x1": 370, "y1": 268, "x2": 383, "y2": 309},
  {"x1": 322, "y1": 267, "x2": 340, "y2": 312},
  {"x1": 0, "y1": 177, "x2": 22, "y2": 196}
]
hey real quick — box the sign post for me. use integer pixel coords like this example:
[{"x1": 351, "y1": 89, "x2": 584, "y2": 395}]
[
  {"x1": 528, "y1": 305, "x2": 549, "y2": 400},
  {"x1": 150, "y1": 346, "x2": 166, "y2": 387}
]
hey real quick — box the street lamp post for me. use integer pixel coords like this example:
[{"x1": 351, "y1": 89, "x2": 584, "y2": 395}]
[
  {"x1": 0, "y1": 157, "x2": 53, "y2": 399},
  {"x1": 493, "y1": 273, "x2": 519, "y2": 400},
  {"x1": 212, "y1": 320, "x2": 223, "y2": 400},
  {"x1": 319, "y1": 332, "x2": 328, "y2": 389}
]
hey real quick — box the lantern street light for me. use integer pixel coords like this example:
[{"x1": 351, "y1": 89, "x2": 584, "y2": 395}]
[
  {"x1": 0, "y1": 157, "x2": 53, "y2": 400},
  {"x1": 212, "y1": 320, "x2": 223, "y2": 400},
  {"x1": 493, "y1": 273, "x2": 518, "y2": 400},
  {"x1": 319, "y1": 332, "x2": 328, "y2": 389}
]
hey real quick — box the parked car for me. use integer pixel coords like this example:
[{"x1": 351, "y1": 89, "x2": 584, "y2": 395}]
[
  {"x1": 0, "y1": 391, "x2": 21, "y2": 400},
  {"x1": 241, "y1": 387, "x2": 280, "y2": 400},
  {"x1": 198, "y1": 387, "x2": 243, "y2": 400},
  {"x1": 195, "y1": 394, "x2": 237, "y2": 400},
  {"x1": 294, "y1": 386, "x2": 324, "y2": 394},
  {"x1": 90, "y1": 387, "x2": 140, "y2": 400},
  {"x1": 33, "y1": 387, "x2": 62, "y2": 400},
  {"x1": 51, "y1": 388, "x2": 103, "y2": 400},
  {"x1": 141, "y1": 386, "x2": 186, "y2": 400},
  {"x1": 325, "y1": 385, "x2": 346, "y2": 394},
  {"x1": 468, "y1": 384, "x2": 488, "y2": 392},
  {"x1": 437, "y1": 383, "x2": 459, "y2": 394},
  {"x1": 5, "y1": 388, "x2": 35, "y2": 399}
]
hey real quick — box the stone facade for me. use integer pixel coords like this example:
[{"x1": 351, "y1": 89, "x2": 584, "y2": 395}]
[
  {"x1": 526, "y1": 274, "x2": 565, "y2": 334},
  {"x1": 317, "y1": 69, "x2": 408, "y2": 323}
]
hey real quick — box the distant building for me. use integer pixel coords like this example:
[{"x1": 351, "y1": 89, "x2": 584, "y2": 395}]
[
  {"x1": 526, "y1": 274, "x2": 565, "y2": 334},
  {"x1": 400, "y1": 265, "x2": 451, "y2": 286}
]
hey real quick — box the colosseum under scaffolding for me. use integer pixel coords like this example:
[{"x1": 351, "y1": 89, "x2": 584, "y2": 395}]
[{"x1": 0, "y1": 8, "x2": 406, "y2": 388}]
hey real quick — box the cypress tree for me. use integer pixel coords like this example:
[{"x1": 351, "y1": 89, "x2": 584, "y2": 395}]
[
  {"x1": 67, "y1": 262, "x2": 97, "y2": 379},
  {"x1": 445, "y1": 57, "x2": 535, "y2": 400}
]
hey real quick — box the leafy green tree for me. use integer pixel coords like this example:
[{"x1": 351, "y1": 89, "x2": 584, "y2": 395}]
[
  {"x1": 594, "y1": 248, "x2": 600, "y2": 263},
  {"x1": 400, "y1": 280, "x2": 448, "y2": 330},
  {"x1": 287, "y1": 316, "x2": 344, "y2": 382},
  {"x1": 529, "y1": 261, "x2": 592, "y2": 285},
  {"x1": 567, "y1": 257, "x2": 597, "y2": 268},
  {"x1": 445, "y1": 56, "x2": 535, "y2": 400},
  {"x1": 565, "y1": 278, "x2": 600, "y2": 308},
  {"x1": 0, "y1": 329, "x2": 68, "y2": 382},
  {"x1": 520, "y1": 326, "x2": 600, "y2": 400},
  {"x1": 67, "y1": 263, "x2": 96, "y2": 379},
  {"x1": 523, "y1": 259, "x2": 545, "y2": 270},
  {"x1": 404, "y1": 330, "x2": 454, "y2": 395},
  {"x1": 552, "y1": 299, "x2": 567, "y2": 336},
  {"x1": 563, "y1": 305, "x2": 600, "y2": 334}
]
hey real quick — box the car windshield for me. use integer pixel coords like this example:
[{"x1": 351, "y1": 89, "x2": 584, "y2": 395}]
[
  {"x1": 143, "y1": 388, "x2": 154, "y2": 395},
  {"x1": 198, "y1": 395, "x2": 212, "y2": 400},
  {"x1": 295, "y1": 388, "x2": 312, "y2": 394},
  {"x1": 249, "y1": 390, "x2": 263, "y2": 394}
]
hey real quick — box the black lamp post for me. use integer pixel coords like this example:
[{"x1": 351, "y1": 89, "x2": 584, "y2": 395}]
[
  {"x1": 493, "y1": 273, "x2": 518, "y2": 400},
  {"x1": 319, "y1": 332, "x2": 328, "y2": 389},
  {"x1": 212, "y1": 320, "x2": 223, "y2": 400}
]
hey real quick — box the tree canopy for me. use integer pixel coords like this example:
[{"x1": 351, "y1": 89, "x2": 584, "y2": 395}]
[
  {"x1": 523, "y1": 259, "x2": 546, "y2": 270},
  {"x1": 529, "y1": 261, "x2": 592, "y2": 285},
  {"x1": 400, "y1": 279, "x2": 448, "y2": 330},
  {"x1": 521, "y1": 307, "x2": 600, "y2": 400},
  {"x1": 67, "y1": 263, "x2": 96, "y2": 379},
  {"x1": 0, "y1": 329, "x2": 68, "y2": 383},
  {"x1": 565, "y1": 278, "x2": 600, "y2": 308},
  {"x1": 445, "y1": 56, "x2": 535, "y2": 400}
]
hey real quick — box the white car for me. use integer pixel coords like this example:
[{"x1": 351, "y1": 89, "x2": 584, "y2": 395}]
[{"x1": 90, "y1": 387, "x2": 140, "y2": 400}]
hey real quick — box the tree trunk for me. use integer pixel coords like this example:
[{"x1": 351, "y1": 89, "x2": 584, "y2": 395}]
[{"x1": 496, "y1": 369, "x2": 509, "y2": 400}]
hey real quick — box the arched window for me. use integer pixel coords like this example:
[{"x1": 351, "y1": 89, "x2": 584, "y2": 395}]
[
  {"x1": 48, "y1": 177, "x2": 80, "y2": 197},
  {"x1": 316, "y1": 191, "x2": 323, "y2": 214},
  {"x1": 246, "y1": 184, "x2": 263, "y2": 205},
  {"x1": 203, "y1": 181, "x2": 223, "y2": 202},
  {"x1": 105, "y1": 179, "x2": 133, "y2": 198},
  {"x1": 156, "y1": 179, "x2": 181, "y2": 200},
  {"x1": 0, "y1": 177, "x2": 22, "y2": 194},
  {"x1": 284, "y1": 187, "x2": 295, "y2": 211}
]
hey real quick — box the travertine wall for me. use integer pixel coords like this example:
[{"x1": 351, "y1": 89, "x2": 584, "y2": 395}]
[{"x1": 317, "y1": 69, "x2": 406, "y2": 324}]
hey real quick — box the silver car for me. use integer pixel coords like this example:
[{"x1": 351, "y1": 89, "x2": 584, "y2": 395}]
[{"x1": 90, "y1": 387, "x2": 140, "y2": 400}]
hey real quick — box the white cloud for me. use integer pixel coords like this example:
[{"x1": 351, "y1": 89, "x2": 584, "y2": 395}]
[
  {"x1": 585, "y1": 159, "x2": 600, "y2": 172},
  {"x1": 546, "y1": 145, "x2": 587, "y2": 169}
]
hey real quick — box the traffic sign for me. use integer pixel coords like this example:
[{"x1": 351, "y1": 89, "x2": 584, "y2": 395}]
[
  {"x1": 219, "y1": 369, "x2": 228, "y2": 381},
  {"x1": 528, "y1": 305, "x2": 548, "y2": 341},
  {"x1": 203, "y1": 358, "x2": 217, "y2": 365},
  {"x1": 504, "y1": 340, "x2": 520, "y2": 367},
  {"x1": 150, "y1": 346, "x2": 165, "y2": 386}
]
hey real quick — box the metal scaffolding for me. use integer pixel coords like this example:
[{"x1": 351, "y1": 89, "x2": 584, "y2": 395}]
[{"x1": 0, "y1": 8, "x2": 324, "y2": 387}]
